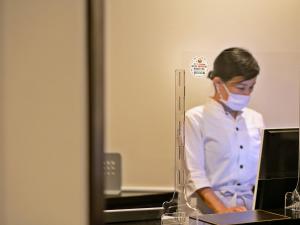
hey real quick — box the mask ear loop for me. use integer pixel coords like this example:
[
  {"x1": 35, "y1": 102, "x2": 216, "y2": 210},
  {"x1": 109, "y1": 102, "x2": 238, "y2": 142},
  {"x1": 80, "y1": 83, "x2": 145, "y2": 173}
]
[{"x1": 222, "y1": 82, "x2": 231, "y2": 95}]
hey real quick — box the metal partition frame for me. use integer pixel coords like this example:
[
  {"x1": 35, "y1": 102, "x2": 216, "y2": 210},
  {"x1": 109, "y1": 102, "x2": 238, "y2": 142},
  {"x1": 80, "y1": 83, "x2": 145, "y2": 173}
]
[{"x1": 87, "y1": 0, "x2": 105, "y2": 224}]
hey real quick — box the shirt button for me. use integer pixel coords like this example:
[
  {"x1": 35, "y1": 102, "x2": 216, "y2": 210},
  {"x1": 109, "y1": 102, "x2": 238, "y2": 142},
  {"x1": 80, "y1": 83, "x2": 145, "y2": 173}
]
[
  {"x1": 236, "y1": 127, "x2": 239, "y2": 131},
  {"x1": 240, "y1": 145, "x2": 243, "y2": 149},
  {"x1": 240, "y1": 165, "x2": 244, "y2": 169}
]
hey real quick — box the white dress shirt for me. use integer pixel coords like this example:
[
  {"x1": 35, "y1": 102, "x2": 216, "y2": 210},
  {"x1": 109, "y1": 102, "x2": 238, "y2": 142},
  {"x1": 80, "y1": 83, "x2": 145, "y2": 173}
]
[{"x1": 184, "y1": 98, "x2": 264, "y2": 211}]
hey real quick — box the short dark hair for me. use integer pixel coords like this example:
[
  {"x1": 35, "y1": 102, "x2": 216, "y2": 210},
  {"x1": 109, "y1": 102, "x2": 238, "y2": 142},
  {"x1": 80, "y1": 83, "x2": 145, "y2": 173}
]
[{"x1": 208, "y1": 47, "x2": 260, "y2": 82}]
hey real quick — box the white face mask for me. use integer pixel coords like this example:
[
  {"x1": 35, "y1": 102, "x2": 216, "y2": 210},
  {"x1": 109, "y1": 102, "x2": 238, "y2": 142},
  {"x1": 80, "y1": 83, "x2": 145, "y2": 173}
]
[{"x1": 217, "y1": 83, "x2": 250, "y2": 111}]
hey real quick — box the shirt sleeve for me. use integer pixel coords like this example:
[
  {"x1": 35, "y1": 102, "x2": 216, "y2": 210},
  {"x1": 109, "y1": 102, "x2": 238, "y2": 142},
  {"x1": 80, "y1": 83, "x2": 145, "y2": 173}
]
[
  {"x1": 184, "y1": 111, "x2": 211, "y2": 198},
  {"x1": 260, "y1": 113, "x2": 265, "y2": 129}
]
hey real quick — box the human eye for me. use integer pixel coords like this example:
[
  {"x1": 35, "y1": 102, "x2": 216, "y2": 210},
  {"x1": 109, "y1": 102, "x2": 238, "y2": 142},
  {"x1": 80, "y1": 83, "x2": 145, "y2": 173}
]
[{"x1": 236, "y1": 86, "x2": 245, "y2": 91}]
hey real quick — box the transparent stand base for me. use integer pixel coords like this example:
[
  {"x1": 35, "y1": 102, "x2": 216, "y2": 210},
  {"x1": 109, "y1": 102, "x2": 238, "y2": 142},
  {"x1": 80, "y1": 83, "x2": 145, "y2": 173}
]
[
  {"x1": 285, "y1": 190, "x2": 300, "y2": 211},
  {"x1": 161, "y1": 203, "x2": 203, "y2": 225},
  {"x1": 161, "y1": 212, "x2": 189, "y2": 225},
  {"x1": 161, "y1": 211, "x2": 202, "y2": 225}
]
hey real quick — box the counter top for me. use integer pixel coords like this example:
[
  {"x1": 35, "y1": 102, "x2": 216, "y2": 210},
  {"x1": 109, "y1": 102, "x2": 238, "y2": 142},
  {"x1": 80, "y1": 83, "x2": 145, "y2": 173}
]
[
  {"x1": 193, "y1": 209, "x2": 300, "y2": 225},
  {"x1": 104, "y1": 191, "x2": 173, "y2": 223},
  {"x1": 105, "y1": 191, "x2": 174, "y2": 210}
]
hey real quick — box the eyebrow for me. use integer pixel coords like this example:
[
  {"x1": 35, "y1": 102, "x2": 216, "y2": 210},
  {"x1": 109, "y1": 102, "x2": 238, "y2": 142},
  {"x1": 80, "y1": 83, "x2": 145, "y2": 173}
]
[{"x1": 235, "y1": 81, "x2": 256, "y2": 86}]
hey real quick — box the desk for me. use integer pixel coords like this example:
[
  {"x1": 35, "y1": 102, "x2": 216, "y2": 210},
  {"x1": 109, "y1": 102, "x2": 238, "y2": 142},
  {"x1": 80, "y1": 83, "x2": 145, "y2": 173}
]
[
  {"x1": 105, "y1": 209, "x2": 300, "y2": 225},
  {"x1": 104, "y1": 190, "x2": 300, "y2": 224},
  {"x1": 105, "y1": 191, "x2": 173, "y2": 209},
  {"x1": 104, "y1": 191, "x2": 173, "y2": 223}
]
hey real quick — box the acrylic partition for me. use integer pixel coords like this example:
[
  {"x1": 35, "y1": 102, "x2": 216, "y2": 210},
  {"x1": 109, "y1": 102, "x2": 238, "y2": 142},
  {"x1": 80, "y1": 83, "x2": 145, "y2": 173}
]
[
  {"x1": 284, "y1": 143, "x2": 300, "y2": 212},
  {"x1": 161, "y1": 70, "x2": 200, "y2": 225}
]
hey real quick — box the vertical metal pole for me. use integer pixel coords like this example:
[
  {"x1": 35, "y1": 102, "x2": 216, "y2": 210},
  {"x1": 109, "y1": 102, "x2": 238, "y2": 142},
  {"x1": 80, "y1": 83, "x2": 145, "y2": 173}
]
[{"x1": 87, "y1": 0, "x2": 105, "y2": 224}]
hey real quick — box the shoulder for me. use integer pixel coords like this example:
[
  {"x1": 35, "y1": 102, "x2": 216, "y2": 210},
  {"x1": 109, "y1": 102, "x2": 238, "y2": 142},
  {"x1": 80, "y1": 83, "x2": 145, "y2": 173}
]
[
  {"x1": 186, "y1": 105, "x2": 205, "y2": 119},
  {"x1": 185, "y1": 105, "x2": 206, "y2": 126},
  {"x1": 242, "y1": 107, "x2": 264, "y2": 127},
  {"x1": 243, "y1": 107, "x2": 263, "y2": 119}
]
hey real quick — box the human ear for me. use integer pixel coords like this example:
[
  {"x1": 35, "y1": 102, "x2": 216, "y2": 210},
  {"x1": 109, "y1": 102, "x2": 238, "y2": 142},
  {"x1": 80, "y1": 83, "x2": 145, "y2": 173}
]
[
  {"x1": 212, "y1": 77, "x2": 221, "y2": 94},
  {"x1": 212, "y1": 77, "x2": 223, "y2": 88}
]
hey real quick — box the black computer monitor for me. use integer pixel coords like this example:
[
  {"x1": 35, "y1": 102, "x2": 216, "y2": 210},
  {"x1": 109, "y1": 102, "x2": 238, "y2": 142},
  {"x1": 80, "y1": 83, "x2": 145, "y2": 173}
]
[{"x1": 253, "y1": 128, "x2": 299, "y2": 210}]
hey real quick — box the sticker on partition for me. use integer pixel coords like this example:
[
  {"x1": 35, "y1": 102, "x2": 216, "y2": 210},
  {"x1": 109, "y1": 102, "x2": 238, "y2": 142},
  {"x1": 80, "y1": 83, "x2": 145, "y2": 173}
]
[{"x1": 190, "y1": 56, "x2": 208, "y2": 78}]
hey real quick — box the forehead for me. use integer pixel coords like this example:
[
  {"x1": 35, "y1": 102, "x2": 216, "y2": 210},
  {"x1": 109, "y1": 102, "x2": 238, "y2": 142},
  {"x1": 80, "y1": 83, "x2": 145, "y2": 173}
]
[{"x1": 227, "y1": 76, "x2": 257, "y2": 86}]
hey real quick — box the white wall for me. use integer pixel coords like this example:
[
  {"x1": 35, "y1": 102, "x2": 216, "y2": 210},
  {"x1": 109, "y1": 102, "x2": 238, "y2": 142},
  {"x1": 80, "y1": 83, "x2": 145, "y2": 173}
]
[
  {"x1": 105, "y1": 0, "x2": 299, "y2": 190},
  {"x1": 1, "y1": 1, "x2": 88, "y2": 225}
]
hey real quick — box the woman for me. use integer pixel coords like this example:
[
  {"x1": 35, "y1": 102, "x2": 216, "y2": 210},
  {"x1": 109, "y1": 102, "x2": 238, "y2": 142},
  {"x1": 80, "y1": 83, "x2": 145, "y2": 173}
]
[{"x1": 185, "y1": 47, "x2": 264, "y2": 214}]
